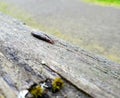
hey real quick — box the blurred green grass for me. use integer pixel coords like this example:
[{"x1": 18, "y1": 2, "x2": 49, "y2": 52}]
[
  {"x1": 84, "y1": 0, "x2": 120, "y2": 7},
  {"x1": 0, "y1": 1, "x2": 120, "y2": 64}
]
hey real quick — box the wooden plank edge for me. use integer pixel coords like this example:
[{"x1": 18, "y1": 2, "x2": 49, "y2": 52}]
[{"x1": 41, "y1": 60, "x2": 115, "y2": 98}]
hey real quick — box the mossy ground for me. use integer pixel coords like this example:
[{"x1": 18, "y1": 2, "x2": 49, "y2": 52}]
[
  {"x1": 84, "y1": 0, "x2": 120, "y2": 8},
  {"x1": 0, "y1": 1, "x2": 120, "y2": 64}
]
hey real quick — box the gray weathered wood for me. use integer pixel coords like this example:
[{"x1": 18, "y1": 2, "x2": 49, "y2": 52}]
[
  {"x1": 0, "y1": 12, "x2": 120, "y2": 98},
  {"x1": 0, "y1": 78, "x2": 17, "y2": 98}
]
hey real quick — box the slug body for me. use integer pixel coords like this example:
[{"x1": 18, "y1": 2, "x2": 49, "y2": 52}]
[{"x1": 31, "y1": 32, "x2": 54, "y2": 44}]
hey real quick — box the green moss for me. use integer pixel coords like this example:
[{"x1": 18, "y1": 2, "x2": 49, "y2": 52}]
[
  {"x1": 29, "y1": 85, "x2": 44, "y2": 98},
  {"x1": 84, "y1": 0, "x2": 120, "y2": 8},
  {"x1": 52, "y1": 78, "x2": 64, "y2": 93}
]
